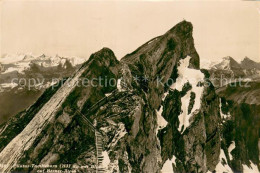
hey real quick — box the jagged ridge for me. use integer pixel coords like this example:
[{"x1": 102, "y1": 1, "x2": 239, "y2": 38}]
[{"x1": 0, "y1": 21, "x2": 259, "y2": 173}]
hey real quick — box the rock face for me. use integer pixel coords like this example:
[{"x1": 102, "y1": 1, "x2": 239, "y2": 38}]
[
  {"x1": 219, "y1": 97, "x2": 260, "y2": 172},
  {"x1": 0, "y1": 21, "x2": 259, "y2": 173},
  {"x1": 241, "y1": 57, "x2": 260, "y2": 70},
  {"x1": 217, "y1": 81, "x2": 260, "y2": 105},
  {"x1": 217, "y1": 81, "x2": 260, "y2": 172}
]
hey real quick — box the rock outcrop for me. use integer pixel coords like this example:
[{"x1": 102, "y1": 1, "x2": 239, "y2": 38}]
[{"x1": 0, "y1": 20, "x2": 259, "y2": 173}]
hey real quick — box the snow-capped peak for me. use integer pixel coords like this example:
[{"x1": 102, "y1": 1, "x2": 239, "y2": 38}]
[
  {"x1": 38, "y1": 54, "x2": 46, "y2": 59},
  {"x1": 0, "y1": 53, "x2": 87, "y2": 74},
  {"x1": 200, "y1": 59, "x2": 220, "y2": 69},
  {"x1": 1, "y1": 53, "x2": 86, "y2": 65},
  {"x1": 0, "y1": 53, "x2": 27, "y2": 64},
  {"x1": 22, "y1": 54, "x2": 35, "y2": 61},
  {"x1": 219, "y1": 57, "x2": 232, "y2": 70},
  {"x1": 212, "y1": 56, "x2": 241, "y2": 71}
]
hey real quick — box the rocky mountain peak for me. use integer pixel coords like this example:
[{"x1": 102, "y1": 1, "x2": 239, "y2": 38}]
[
  {"x1": 122, "y1": 20, "x2": 199, "y2": 78},
  {"x1": 86, "y1": 47, "x2": 119, "y2": 68},
  {"x1": 241, "y1": 56, "x2": 260, "y2": 70},
  {"x1": 166, "y1": 20, "x2": 199, "y2": 69},
  {"x1": 119, "y1": 21, "x2": 201, "y2": 113},
  {"x1": 166, "y1": 20, "x2": 193, "y2": 36},
  {"x1": 213, "y1": 56, "x2": 241, "y2": 71},
  {"x1": 38, "y1": 54, "x2": 46, "y2": 59},
  {"x1": 0, "y1": 21, "x2": 259, "y2": 173},
  {"x1": 78, "y1": 47, "x2": 120, "y2": 90},
  {"x1": 22, "y1": 54, "x2": 34, "y2": 61},
  {"x1": 243, "y1": 56, "x2": 251, "y2": 61},
  {"x1": 54, "y1": 54, "x2": 61, "y2": 59},
  {"x1": 222, "y1": 56, "x2": 233, "y2": 61},
  {"x1": 222, "y1": 56, "x2": 238, "y2": 64}
]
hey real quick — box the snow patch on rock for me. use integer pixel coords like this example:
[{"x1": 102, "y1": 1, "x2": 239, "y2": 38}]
[
  {"x1": 156, "y1": 106, "x2": 168, "y2": 134},
  {"x1": 162, "y1": 91, "x2": 169, "y2": 101},
  {"x1": 2, "y1": 62, "x2": 30, "y2": 74},
  {"x1": 105, "y1": 93, "x2": 112, "y2": 97},
  {"x1": 117, "y1": 78, "x2": 125, "y2": 92},
  {"x1": 0, "y1": 54, "x2": 26, "y2": 64},
  {"x1": 161, "y1": 155, "x2": 177, "y2": 173},
  {"x1": 108, "y1": 123, "x2": 127, "y2": 148},
  {"x1": 171, "y1": 56, "x2": 204, "y2": 132},
  {"x1": 178, "y1": 90, "x2": 191, "y2": 132},
  {"x1": 219, "y1": 98, "x2": 231, "y2": 119},
  {"x1": 200, "y1": 59, "x2": 220, "y2": 69},
  {"x1": 215, "y1": 149, "x2": 233, "y2": 173},
  {"x1": 242, "y1": 161, "x2": 259, "y2": 173},
  {"x1": 228, "y1": 141, "x2": 235, "y2": 160},
  {"x1": 101, "y1": 151, "x2": 110, "y2": 169}
]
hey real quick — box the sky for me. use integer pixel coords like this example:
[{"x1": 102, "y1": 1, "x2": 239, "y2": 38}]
[{"x1": 0, "y1": 0, "x2": 259, "y2": 62}]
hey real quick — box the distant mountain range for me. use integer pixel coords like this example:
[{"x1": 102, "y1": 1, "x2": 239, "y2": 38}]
[
  {"x1": 201, "y1": 56, "x2": 260, "y2": 111},
  {"x1": 201, "y1": 56, "x2": 260, "y2": 87},
  {"x1": 202, "y1": 56, "x2": 260, "y2": 71},
  {"x1": 0, "y1": 21, "x2": 259, "y2": 173},
  {"x1": 0, "y1": 53, "x2": 86, "y2": 91},
  {"x1": 0, "y1": 53, "x2": 85, "y2": 74},
  {"x1": 0, "y1": 54, "x2": 86, "y2": 123}
]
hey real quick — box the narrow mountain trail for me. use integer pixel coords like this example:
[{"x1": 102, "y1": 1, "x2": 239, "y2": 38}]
[
  {"x1": 0, "y1": 67, "x2": 87, "y2": 172},
  {"x1": 77, "y1": 88, "x2": 131, "y2": 172},
  {"x1": 78, "y1": 111, "x2": 105, "y2": 173},
  {"x1": 77, "y1": 87, "x2": 132, "y2": 172},
  {"x1": 95, "y1": 130, "x2": 105, "y2": 173}
]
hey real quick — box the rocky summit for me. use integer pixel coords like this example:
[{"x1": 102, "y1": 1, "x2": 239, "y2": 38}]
[{"x1": 0, "y1": 21, "x2": 259, "y2": 173}]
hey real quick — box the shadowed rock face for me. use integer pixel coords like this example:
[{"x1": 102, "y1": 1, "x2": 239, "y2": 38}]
[
  {"x1": 216, "y1": 81, "x2": 260, "y2": 172},
  {"x1": 217, "y1": 81, "x2": 260, "y2": 105},
  {"x1": 0, "y1": 21, "x2": 259, "y2": 173},
  {"x1": 241, "y1": 57, "x2": 260, "y2": 70}
]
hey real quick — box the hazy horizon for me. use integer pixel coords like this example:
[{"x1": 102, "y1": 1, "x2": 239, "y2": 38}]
[{"x1": 0, "y1": 0, "x2": 259, "y2": 62}]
